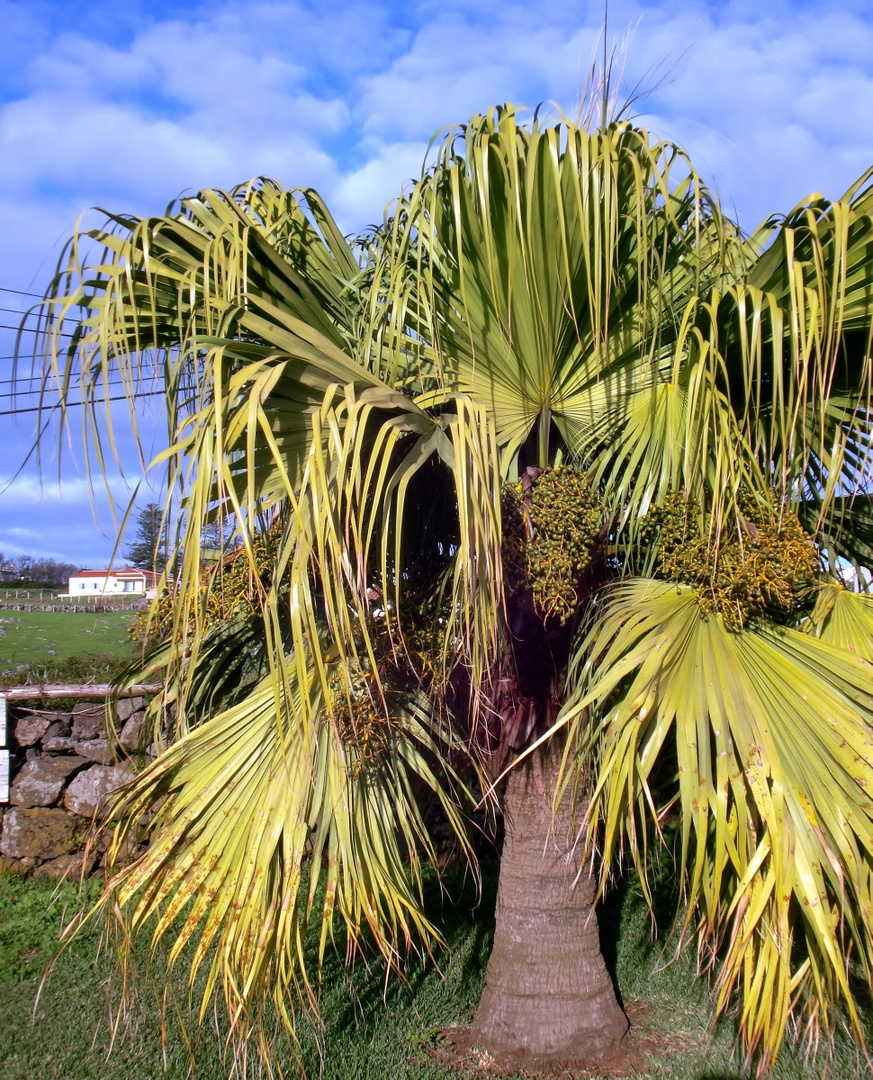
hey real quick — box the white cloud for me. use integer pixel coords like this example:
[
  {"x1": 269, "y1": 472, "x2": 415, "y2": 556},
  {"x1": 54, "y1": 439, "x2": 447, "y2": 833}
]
[
  {"x1": 0, "y1": 92, "x2": 345, "y2": 205},
  {"x1": 3, "y1": 0, "x2": 873, "y2": 560},
  {"x1": 5, "y1": 0, "x2": 872, "y2": 254},
  {"x1": 0, "y1": 471, "x2": 138, "y2": 565},
  {"x1": 3, "y1": 474, "x2": 132, "y2": 507},
  {"x1": 349, "y1": 1, "x2": 873, "y2": 226},
  {"x1": 332, "y1": 140, "x2": 431, "y2": 230},
  {"x1": 357, "y1": 16, "x2": 601, "y2": 140},
  {"x1": 0, "y1": 17, "x2": 348, "y2": 202}
]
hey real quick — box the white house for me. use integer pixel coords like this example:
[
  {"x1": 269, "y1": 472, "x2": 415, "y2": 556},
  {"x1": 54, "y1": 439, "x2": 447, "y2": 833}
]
[{"x1": 62, "y1": 566, "x2": 161, "y2": 598}]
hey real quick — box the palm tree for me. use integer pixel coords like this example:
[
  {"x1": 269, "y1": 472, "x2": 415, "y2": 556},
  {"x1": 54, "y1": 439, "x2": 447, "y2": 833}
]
[{"x1": 36, "y1": 106, "x2": 873, "y2": 1073}]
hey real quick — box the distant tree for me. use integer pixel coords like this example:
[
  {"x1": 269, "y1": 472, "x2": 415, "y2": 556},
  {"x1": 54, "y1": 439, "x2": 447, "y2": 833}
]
[
  {"x1": 12, "y1": 555, "x2": 33, "y2": 580},
  {"x1": 123, "y1": 502, "x2": 166, "y2": 571},
  {"x1": 31, "y1": 558, "x2": 78, "y2": 585},
  {"x1": 200, "y1": 516, "x2": 232, "y2": 555},
  {"x1": 1, "y1": 555, "x2": 78, "y2": 586}
]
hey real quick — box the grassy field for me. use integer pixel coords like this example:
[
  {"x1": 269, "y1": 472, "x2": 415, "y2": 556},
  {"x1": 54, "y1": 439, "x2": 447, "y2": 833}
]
[
  {"x1": 0, "y1": 610, "x2": 135, "y2": 677},
  {"x1": 1, "y1": 863, "x2": 871, "y2": 1080}
]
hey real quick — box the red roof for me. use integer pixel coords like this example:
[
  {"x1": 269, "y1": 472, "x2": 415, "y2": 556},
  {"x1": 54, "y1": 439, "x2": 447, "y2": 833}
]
[{"x1": 72, "y1": 567, "x2": 161, "y2": 581}]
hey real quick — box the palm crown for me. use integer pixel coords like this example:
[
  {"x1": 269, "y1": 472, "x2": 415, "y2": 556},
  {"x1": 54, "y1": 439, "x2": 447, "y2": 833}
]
[{"x1": 37, "y1": 105, "x2": 873, "y2": 1073}]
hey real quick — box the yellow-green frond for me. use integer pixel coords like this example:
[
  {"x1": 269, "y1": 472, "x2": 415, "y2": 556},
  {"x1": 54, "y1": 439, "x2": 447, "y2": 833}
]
[
  {"x1": 82, "y1": 657, "x2": 473, "y2": 1048},
  {"x1": 566, "y1": 579, "x2": 873, "y2": 1070},
  {"x1": 373, "y1": 108, "x2": 745, "y2": 487}
]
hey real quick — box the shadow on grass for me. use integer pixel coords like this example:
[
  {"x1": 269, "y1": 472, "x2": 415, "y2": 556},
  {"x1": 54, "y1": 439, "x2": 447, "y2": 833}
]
[
  {"x1": 3, "y1": 846, "x2": 873, "y2": 1080},
  {"x1": 310, "y1": 854, "x2": 498, "y2": 1053}
]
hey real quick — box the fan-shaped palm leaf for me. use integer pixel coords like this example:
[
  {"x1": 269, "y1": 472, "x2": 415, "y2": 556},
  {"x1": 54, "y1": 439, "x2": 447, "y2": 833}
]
[
  {"x1": 76, "y1": 656, "x2": 473, "y2": 1052},
  {"x1": 559, "y1": 579, "x2": 873, "y2": 1069},
  {"x1": 39, "y1": 177, "x2": 502, "y2": 1054},
  {"x1": 374, "y1": 110, "x2": 746, "y2": 513}
]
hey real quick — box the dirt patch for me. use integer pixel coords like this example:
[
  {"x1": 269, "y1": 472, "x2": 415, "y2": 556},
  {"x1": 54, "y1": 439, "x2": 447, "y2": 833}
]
[{"x1": 424, "y1": 1000, "x2": 688, "y2": 1078}]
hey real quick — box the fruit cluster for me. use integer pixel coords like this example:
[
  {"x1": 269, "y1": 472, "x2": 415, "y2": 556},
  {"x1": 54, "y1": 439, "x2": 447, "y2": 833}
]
[
  {"x1": 327, "y1": 666, "x2": 405, "y2": 777},
  {"x1": 647, "y1": 491, "x2": 819, "y2": 628},
  {"x1": 501, "y1": 467, "x2": 603, "y2": 623},
  {"x1": 129, "y1": 531, "x2": 280, "y2": 644},
  {"x1": 204, "y1": 534, "x2": 278, "y2": 626}
]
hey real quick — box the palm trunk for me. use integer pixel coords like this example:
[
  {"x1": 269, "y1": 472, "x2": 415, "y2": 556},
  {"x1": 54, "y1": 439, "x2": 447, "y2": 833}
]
[{"x1": 471, "y1": 747, "x2": 628, "y2": 1064}]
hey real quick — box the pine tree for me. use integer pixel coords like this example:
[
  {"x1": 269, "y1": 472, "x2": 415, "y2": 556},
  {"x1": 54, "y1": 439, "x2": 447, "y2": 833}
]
[
  {"x1": 201, "y1": 517, "x2": 231, "y2": 554},
  {"x1": 123, "y1": 502, "x2": 166, "y2": 571}
]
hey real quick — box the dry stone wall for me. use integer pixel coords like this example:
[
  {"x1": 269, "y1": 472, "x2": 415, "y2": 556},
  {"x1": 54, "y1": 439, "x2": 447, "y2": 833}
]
[{"x1": 0, "y1": 698, "x2": 150, "y2": 878}]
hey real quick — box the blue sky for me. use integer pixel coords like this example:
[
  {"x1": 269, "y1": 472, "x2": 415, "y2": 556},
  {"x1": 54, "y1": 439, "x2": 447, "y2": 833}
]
[{"x1": 2, "y1": 0, "x2": 873, "y2": 568}]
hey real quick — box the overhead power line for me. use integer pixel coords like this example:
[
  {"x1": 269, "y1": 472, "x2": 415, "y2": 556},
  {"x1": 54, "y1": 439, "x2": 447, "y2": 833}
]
[
  {"x1": 0, "y1": 286, "x2": 42, "y2": 299},
  {"x1": 0, "y1": 373, "x2": 122, "y2": 386},
  {"x1": 0, "y1": 304, "x2": 74, "y2": 320},
  {"x1": 0, "y1": 389, "x2": 169, "y2": 416},
  {"x1": 0, "y1": 323, "x2": 73, "y2": 337}
]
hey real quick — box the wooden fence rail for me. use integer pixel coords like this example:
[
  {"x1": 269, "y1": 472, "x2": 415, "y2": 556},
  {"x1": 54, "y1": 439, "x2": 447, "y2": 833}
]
[
  {"x1": 1, "y1": 683, "x2": 161, "y2": 701},
  {"x1": 0, "y1": 603, "x2": 143, "y2": 613},
  {"x1": 0, "y1": 684, "x2": 160, "y2": 799}
]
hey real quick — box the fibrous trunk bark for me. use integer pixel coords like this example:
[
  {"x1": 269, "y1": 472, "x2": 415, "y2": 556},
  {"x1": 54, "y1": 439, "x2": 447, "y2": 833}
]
[{"x1": 471, "y1": 748, "x2": 628, "y2": 1064}]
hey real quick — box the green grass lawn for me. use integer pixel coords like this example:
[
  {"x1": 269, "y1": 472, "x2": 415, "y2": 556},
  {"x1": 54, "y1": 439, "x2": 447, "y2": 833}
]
[
  {"x1": 1, "y1": 863, "x2": 871, "y2": 1080},
  {"x1": 0, "y1": 610, "x2": 135, "y2": 677}
]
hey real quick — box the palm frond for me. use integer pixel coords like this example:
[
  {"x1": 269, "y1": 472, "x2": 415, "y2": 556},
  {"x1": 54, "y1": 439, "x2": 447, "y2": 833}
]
[
  {"x1": 374, "y1": 109, "x2": 745, "y2": 506},
  {"x1": 799, "y1": 492, "x2": 873, "y2": 571},
  {"x1": 718, "y1": 180, "x2": 873, "y2": 530},
  {"x1": 805, "y1": 583, "x2": 873, "y2": 661},
  {"x1": 77, "y1": 658, "x2": 473, "y2": 1051},
  {"x1": 563, "y1": 579, "x2": 873, "y2": 1069}
]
